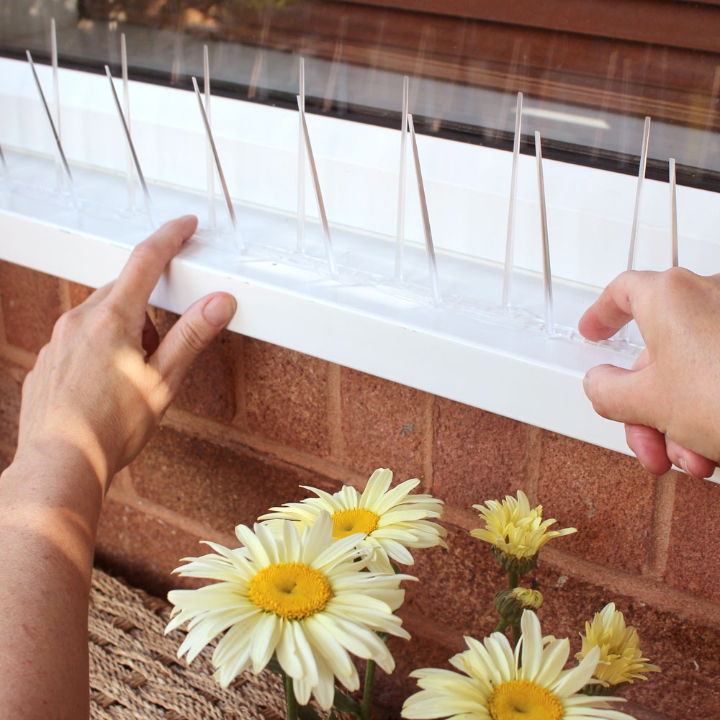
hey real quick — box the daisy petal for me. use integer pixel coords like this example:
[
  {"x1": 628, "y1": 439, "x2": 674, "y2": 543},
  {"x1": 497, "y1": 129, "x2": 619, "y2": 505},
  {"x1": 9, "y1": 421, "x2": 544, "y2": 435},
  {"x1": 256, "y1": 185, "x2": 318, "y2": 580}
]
[{"x1": 552, "y1": 646, "x2": 601, "y2": 697}]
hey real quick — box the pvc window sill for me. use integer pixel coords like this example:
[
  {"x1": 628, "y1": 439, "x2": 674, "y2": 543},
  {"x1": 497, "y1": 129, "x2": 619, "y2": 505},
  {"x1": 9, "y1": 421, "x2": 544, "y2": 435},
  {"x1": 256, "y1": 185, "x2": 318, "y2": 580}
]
[{"x1": 1, "y1": 57, "x2": 720, "y2": 472}]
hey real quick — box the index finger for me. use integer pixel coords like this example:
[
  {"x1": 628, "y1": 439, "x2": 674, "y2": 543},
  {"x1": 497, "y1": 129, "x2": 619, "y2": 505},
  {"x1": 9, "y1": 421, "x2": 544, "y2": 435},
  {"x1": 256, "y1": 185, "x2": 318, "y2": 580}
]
[
  {"x1": 108, "y1": 215, "x2": 198, "y2": 317},
  {"x1": 578, "y1": 270, "x2": 657, "y2": 341}
]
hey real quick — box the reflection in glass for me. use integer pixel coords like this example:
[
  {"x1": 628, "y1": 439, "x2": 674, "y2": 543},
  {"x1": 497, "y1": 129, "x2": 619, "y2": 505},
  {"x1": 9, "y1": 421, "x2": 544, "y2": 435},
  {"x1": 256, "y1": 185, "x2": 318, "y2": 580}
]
[{"x1": 1, "y1": 0, "x2": 720, "y2": 187}]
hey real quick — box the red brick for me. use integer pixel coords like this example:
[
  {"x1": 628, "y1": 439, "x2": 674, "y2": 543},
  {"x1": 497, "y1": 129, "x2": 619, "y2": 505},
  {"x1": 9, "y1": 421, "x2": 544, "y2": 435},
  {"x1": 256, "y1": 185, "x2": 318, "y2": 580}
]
[
  {"x1": 529, "y1": 563, "x2": 720, "y2": 719},
  {"x1": 384, "y1": 526, "x2": 720, "y2": 719},
  {"x1": 244, "y1": 338, "x2": 330, "y2": 455},
  {"x1": 0, "y1": 261, "x2": 63, "y2": 353},
  {"x1": 665, "y1": 474, "x2": 720, "y2": 603},
  {"x1": 536, "y1": 431, "x2": 656, "y2": 572},
  {"x1": 404, "y1": 526, "x2": 506, "y2": 636},
  {"x1": 432, "y1": 398, "x2": 532, "y2": 511},
  {"x1": 619, "y1": 604, "x2": 720, "y2": 719},
  {"x1": 129, "y1": 426, "x2": 335, "y2": 533},
  {"x1": 0, "y1": 361, "x2": 22, "y2": 448},
  {"x1": 622, "y1": 705, "x2": 674, "y2": 720},
  {"x1": 339, "y1": 368, "x2": 427, "y2": 482},
  {"x1": 95, "y1": 499, "x2": 206, "y2": 597},
  {"x1": 403, "y1": 527, "x2": 631, "y2": 640},
  {"x1": 67, "y1": 281, "x2": 94, "y2": 307},
  {"x1": 152, "y1": 309, "x2": 238, "y2": 423}
]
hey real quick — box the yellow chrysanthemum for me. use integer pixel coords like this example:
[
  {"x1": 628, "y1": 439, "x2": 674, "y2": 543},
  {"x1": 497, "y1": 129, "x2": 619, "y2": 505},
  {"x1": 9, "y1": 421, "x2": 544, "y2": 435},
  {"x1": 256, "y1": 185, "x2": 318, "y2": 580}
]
[
  {"x1": 166, "y1": 512, "x2": 412, "y2": 710},
  {"x1": 577, "y1": 603, "x2": 661, "y2": 687},
  {"x1": 471, "y1": 490, "x2": 576, "y2": 570},
  {"x1": 402, "y1": 610, "x2": 635, "y2": 720},
  {"x1": 260, "y1": 468, "x2": 447, "y2": 573}
]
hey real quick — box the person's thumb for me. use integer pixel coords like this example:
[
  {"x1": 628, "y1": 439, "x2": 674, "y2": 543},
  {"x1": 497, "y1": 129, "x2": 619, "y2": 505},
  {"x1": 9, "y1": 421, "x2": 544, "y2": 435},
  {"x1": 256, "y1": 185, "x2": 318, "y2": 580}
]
[
  {"x1": 583, "y1": 363, "x2": 655, "y2": 427},
  {"x1": 151, "y1": 293, "x2": 237, "y2": 403}
]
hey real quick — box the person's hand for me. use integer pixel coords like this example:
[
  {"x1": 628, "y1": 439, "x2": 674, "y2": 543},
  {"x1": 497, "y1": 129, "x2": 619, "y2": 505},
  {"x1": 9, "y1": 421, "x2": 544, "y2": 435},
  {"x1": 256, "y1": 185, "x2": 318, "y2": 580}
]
[
  {"x1": 579, "y1": 267, "x2": 719, "y2": 478},
  {"x1": 13, "y1": 215, "x2": 236, "y2": 484}
]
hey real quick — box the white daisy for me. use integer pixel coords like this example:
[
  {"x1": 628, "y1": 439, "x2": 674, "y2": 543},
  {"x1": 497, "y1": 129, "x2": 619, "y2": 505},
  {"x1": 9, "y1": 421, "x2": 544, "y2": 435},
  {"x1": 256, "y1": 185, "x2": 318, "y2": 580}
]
[
  {"x1": 166, "y1": 512, "x2": 412, "y2": 710},
  {"x1": 402, "y1": 610, "x2": 635, "y2": 720},
  {"x1": 260, "y1": 468, "x2": 447, "y2": 573}
]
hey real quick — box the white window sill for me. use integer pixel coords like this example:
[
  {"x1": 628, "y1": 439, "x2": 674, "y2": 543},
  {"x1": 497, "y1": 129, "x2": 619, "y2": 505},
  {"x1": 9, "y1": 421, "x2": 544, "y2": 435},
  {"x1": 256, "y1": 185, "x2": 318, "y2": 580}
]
[{"x1": 1, "y1": 57, "x2": 719, "y2": 476}]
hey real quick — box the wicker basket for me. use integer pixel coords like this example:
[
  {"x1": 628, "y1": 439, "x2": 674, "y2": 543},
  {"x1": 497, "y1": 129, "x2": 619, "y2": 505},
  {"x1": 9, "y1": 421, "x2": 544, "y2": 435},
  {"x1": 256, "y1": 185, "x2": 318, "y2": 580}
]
[{"x1": 89, "y1": 568, "x2": 287, "y2": 719}]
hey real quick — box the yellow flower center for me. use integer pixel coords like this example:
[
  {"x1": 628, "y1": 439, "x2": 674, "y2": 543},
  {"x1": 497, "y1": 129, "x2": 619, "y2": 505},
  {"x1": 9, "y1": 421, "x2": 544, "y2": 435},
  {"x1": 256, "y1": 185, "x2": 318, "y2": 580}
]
[
  {"x1": 248, "y1": 563, "x2": 332, "y2": 620},
  {"x1": 331, "y1": 508, "x2": 380, "y2": 538},
  {"x1": 488, "y1": 680, "x2": 564, "y2": 720}
]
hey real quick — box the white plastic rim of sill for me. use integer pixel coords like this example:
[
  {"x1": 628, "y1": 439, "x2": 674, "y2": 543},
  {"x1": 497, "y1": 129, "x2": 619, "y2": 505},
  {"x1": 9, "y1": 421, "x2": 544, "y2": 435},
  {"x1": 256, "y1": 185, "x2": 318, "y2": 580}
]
[{"x1": 1, "y1": 57, "x2": 720, "y2": 482}]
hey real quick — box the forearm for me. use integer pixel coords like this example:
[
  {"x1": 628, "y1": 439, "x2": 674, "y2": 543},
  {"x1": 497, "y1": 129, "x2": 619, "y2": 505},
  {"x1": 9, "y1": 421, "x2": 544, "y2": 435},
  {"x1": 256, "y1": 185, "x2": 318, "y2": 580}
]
[
  {"x1": 0, "y1": 216, "x2": 235, "y2": 718},
  {"x1": 0, "y1": 444, "x2": 107, "y2": 719}
]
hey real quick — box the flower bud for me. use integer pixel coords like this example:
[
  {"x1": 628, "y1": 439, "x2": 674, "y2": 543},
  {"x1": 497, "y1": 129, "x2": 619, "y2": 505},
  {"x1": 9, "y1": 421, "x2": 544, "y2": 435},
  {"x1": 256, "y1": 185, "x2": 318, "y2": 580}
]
[
  {"x1": 494, "y1": 587, "x2": 543, "y2": 623},
  {"x1": 582, "y1": 683, "x2": 618, "y2": 697},
  {"x1": 511, "y1": 587, "x2": 543, "y2": 610}
]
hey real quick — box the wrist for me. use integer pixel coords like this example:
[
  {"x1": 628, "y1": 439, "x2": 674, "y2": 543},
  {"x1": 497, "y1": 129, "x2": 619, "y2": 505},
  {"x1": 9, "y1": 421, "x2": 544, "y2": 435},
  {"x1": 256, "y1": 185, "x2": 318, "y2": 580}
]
[
  {"x1": 15, "y1": 421, "x2": 114, "y2": 482},
  {"x1": 7, "y1": 435, "x2": 111, "y2": 504}
]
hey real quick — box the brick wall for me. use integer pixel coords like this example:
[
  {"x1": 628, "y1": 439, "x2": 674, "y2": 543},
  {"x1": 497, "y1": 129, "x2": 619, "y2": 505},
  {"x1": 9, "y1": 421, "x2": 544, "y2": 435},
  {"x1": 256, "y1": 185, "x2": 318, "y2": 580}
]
[{"x1": 0, "y1": 260, "x2": 718, "y2": 719}]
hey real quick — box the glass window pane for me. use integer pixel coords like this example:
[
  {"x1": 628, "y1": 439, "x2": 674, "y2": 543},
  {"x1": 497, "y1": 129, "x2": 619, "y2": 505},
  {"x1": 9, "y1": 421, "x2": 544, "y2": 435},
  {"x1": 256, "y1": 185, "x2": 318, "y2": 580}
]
[{"x1": 1, "y1": 0, "x2": 719, "y2": 188}]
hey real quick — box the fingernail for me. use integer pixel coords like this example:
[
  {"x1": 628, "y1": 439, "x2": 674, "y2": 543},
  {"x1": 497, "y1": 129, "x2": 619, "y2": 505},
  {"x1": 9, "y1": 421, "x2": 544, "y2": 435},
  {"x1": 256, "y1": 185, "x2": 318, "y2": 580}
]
[
  {"x1": 631, "y1": 450, "x2": 649, "y2": 473},
  {"x1": 678, "y1": 456, "x2": 702, "y2": 479},
  {"x1": 202, "y1": 294, "x2": 236, "y2": 327}
]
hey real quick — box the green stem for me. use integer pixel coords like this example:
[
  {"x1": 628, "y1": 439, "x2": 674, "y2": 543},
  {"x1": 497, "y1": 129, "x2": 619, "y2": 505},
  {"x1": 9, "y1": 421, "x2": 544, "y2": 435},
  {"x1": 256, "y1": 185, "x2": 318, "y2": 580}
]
[
  {"x1": 508, "y1": 569, "x2": 519, "y2": 589},
  {"x1": 511, "y1": 620, "x2": 521, "y2": 648},
  {"x1": 284, "y1": 671, "x2": 299, "y2": 720},
  {"x1": 361, "y1": 658, "x2": 377, "y2": 720},
  {"x1": 494, "y1": 618, "x2": 508, "y2": 633}
]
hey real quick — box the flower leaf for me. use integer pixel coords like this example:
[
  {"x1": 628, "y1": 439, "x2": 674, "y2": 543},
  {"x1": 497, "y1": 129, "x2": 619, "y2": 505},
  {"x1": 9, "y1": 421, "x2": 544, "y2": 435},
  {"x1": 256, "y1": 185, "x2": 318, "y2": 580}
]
[
  {"x1": 297, "y1": 706, "x2": 323, "y2": 720},
  {"x1": 333, "y1": 689, "x2": 362, "y2": 717}
]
